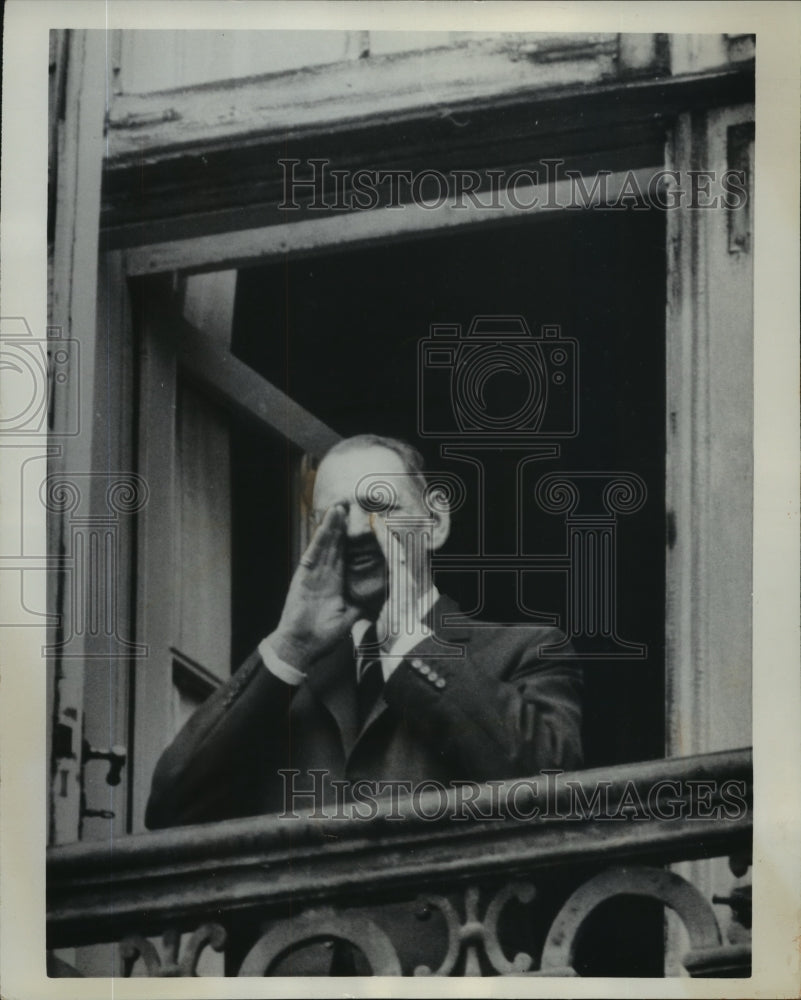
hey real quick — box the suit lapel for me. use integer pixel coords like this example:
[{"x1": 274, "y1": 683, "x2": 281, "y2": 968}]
[
  {"x1": 400, "y1": 593, "x2": 474, "y2": 658},
  {"x1": 304, "y1": 597, "x2": 475, "y2": 765},
  {"x1": 348, "y1": 594, "x2": 474, "y2": 753}
]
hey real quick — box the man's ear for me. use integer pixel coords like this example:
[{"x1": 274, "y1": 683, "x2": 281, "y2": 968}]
[{"x1": 430, "y1": 505, "x2": 451, "y2": 550}]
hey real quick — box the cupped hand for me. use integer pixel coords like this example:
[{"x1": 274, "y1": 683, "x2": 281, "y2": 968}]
[{"x1": 269, "y1": 505, "x2": 363, "y2": 668}]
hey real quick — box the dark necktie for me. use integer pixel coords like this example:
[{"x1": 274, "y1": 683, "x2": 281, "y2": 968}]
[{"x1": 356, "y1": 624, "x2": 384, "y2": 726}]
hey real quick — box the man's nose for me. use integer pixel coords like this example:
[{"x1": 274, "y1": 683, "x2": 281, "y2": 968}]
[{"x1": 345, "y1": 503, "x2": 372, "y2": 535}]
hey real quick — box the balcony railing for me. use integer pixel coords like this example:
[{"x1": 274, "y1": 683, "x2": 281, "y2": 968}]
[{"x1": 47, "y1": 748, "x2": 752, "y2": 978}]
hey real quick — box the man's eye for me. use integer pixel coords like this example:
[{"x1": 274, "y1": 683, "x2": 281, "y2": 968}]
[{"x1": 358, "y1": 498, "x2": 391, "y2": 513}]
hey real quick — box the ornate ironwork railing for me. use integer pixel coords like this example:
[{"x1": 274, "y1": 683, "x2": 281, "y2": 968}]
[{"x1": 47, "y1": 748, "x2": 752, "y2": 977}]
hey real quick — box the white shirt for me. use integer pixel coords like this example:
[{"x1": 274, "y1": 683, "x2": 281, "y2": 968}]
[{"x1": 259, "y1": 586, "x2": 439, "y2": 687}]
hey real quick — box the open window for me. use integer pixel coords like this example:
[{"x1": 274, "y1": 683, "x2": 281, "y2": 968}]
[{"x1": 122, "y1": 191, "x2": 670, "y2": 834}]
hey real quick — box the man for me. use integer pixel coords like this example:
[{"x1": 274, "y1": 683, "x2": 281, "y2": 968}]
[{"x1": 145, "y1": 434, "x2": 583, "y2": 830}]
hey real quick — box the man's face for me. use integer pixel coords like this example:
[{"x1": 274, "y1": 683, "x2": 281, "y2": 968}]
[{"x1": 312, "y1": 445, "x2": 427, "y2": 612}]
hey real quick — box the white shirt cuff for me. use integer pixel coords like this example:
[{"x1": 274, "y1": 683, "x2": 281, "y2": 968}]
[{"x1": 258, "y1": 636, "x2": 307, "y2": 686}]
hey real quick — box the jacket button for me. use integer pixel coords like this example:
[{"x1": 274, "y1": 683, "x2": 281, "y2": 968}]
[{"x1": 435, "y1": 678, "x2": 446, "y2": 690}]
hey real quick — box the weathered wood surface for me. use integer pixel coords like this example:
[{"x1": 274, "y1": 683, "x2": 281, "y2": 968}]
[
  {"x1": 132, "y1": 282, "x2": 340, "y2": 456},
  {"x1": 106, "y1": 34, "x2": 623, "y2": 162},
  {"x1": 123, "y1": 166, "x2": 656, "y2": 277},
  {"x1": 101, "y1": 51, "x2": 754, "y2": 249}
]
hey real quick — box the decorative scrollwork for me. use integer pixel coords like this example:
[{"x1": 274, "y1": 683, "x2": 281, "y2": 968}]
[
  {"x1": 535, "y1": 471, "x2": 647, "y2": 518},
  {"x1": 238, "y1": 907, "x2": 402, "y2": 976},
  {"x1": 121, "y1": 923, "x2": 226, "y2": 977},
  {"x1": 534, "y1": 474, "x2": 580, "y2": 515},
  {"x1": 483, "y1": 882, "x2": 537, "y2": 974},
  {"x1": 39, "y1": 472, "x2": 150, "y2": 516},
  {"x1": 601, "y1": 474, "x2": 647, "y2": 516},
  {"x1": 106, "y1": 474, "x2": 149, "y2": 514},
  {"x1": 424, "y1": 473, "x2": 466, "y2": 515},
  {"x1": 356, "y1": 471, "x2": 465, "y2": 518},
  {"x1": 40, "y1": 476, "x2": 81, "y2": 514},
  {"x1": 539, "y1": 866, "x2": 722, "y2": 975},
  {"x1": 414, "y1": 881, "x2": 536, "y2": 976},
  {"x1": 356, "y1": 474, "x2": 401, "y2": 514},
  {"x1": 413, "y1": 894, "x2": 463, "y2": 976}
]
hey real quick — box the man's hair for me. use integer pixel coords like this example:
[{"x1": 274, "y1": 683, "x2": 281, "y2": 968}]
[
  {"x1": 320, "y1": 434, "x2": 428, "y2": 499},
  {"x1": 324, "y1": 434, "x2": 425, "y2": 475}
]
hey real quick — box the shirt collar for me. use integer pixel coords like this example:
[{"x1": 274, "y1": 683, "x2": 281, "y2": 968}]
[{"x1": 352, "y1": 584, "x2": 439, "y2": 658}]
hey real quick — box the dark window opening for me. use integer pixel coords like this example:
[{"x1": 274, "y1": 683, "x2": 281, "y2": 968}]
[{"x1": 231, "y1": 210, "x2": 666, "y2": 773}]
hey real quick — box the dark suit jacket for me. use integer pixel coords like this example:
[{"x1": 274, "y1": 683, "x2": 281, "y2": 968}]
[{"x1": 146, "y1": 596, "x2": 583, "y2": 829}]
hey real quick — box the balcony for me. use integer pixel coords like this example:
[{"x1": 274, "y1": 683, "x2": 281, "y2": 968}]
[{"x1": 47, "y1": 748, "x2": 751, "y2": 978}]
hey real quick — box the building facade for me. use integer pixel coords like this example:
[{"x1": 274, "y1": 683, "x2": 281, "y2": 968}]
[{"x1": 44, "y1": 27, "x2": 754, "y2": 978}]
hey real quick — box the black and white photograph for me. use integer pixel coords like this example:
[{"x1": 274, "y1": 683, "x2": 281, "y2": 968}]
[{"x1": 0, "y1": 2, "x2": 798, "y2": 997}]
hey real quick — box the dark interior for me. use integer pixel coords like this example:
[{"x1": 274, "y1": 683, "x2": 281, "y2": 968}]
[
  {"x1": 228, "y1": 209, "x2": 667, "y2": 973},
  {"x1": 232, "y1": 209, "x2": 666, "y2": 767}
]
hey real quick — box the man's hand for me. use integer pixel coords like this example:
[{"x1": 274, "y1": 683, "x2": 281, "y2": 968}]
[{"x1": 268, "y1": 505, "x2": 363, "y2": 670}]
